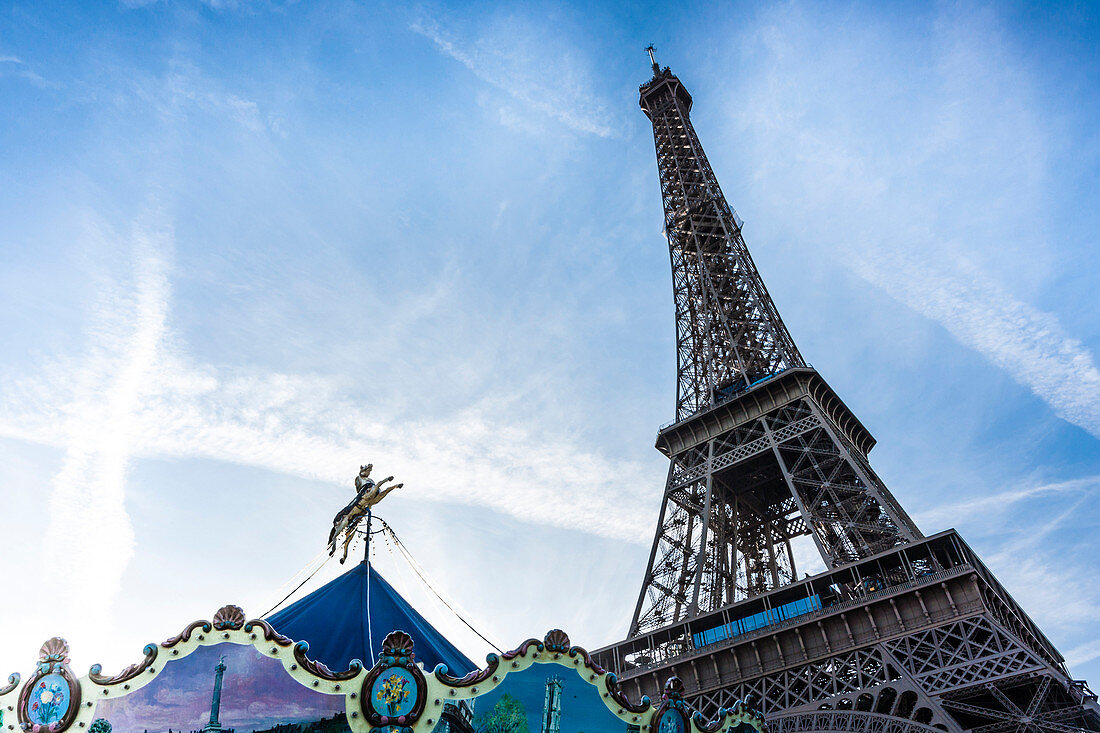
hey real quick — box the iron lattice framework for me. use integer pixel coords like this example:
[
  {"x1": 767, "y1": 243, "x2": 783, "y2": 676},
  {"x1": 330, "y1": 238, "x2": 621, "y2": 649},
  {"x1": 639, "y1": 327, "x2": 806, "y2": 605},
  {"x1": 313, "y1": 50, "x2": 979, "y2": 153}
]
[
  {"x1": 643, "y1": 59, "x2": 804, "y2": 422},
  {"x1": 630, "y1": 60, "x2": 921, "y2": 638},
  {"x1": 604, "y1": 53, "x2": 1100, "y2": 733}
]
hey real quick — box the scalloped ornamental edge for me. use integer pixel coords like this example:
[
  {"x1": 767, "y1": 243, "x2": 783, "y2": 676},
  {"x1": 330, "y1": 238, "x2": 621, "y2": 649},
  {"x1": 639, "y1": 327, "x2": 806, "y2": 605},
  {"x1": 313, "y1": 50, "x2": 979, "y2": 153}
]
[{"x1": 0, "y1": 608, "x2": 766, "y2": 733}]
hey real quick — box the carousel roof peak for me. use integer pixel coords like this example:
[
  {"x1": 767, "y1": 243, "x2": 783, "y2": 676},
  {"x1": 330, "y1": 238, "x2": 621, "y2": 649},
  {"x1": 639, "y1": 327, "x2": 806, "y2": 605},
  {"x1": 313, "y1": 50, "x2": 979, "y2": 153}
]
[{"x1": 265, "y1": 561, "x2": 475, "y2": 676}]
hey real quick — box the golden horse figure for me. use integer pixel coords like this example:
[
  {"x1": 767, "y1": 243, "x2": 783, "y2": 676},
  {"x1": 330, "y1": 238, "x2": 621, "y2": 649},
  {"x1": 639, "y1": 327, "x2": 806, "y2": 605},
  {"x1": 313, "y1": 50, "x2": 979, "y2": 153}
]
[{"x1": 328, "y1": 464, "x2": 403, "y2": 564}]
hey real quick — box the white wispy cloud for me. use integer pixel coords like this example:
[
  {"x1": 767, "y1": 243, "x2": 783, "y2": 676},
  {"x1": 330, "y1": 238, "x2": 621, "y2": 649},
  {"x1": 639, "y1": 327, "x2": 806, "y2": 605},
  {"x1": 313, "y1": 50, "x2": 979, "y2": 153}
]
[
  {"x1": 981, "y1": 495, "x2": 1100, "y2": 633},
  {"x1": 7, "y1": 362, "x2": 655, "y2": 542},
  {"x1": 0, "y1": 223, "x2": 655, "y2": 597},
  {"x1": 157, "y1": 70, "x2": 269, "y2": 133},
  {"x1": 34, "y1": 214, "x2": 173, "y2": 614},
  {"x1": 913, "y1": 476, "x2": 1100, "y2": 528},
  {"x1": 0, "y1": 54, "x2": 52, "y2": 87},
  {"x1": 1067, "y1": 638, "x2": 1100, "y2": 668},
  {"x1": 735, "y1": 2, "x2": 1100, "y2": 439},
  {"x1": 851, "y1": 250, "x2": 1100, "y2": 436},
  {"x1": 410, "y1": 12, "x2": 616, "y2": 138}
]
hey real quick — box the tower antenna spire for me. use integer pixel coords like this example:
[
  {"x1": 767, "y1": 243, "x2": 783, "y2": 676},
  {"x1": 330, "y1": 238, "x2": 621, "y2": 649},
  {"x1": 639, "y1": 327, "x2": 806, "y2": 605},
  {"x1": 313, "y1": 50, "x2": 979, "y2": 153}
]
[{"x1": 645, "y1": 44, "x2": 659, "y2": 76}]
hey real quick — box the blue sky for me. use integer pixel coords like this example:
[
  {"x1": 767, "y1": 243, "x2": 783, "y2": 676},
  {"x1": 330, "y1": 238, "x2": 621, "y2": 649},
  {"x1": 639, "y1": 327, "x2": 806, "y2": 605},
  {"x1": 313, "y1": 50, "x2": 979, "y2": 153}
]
[{"x1": 2, "y1": 0, "x2": 1099, "y2": 694}]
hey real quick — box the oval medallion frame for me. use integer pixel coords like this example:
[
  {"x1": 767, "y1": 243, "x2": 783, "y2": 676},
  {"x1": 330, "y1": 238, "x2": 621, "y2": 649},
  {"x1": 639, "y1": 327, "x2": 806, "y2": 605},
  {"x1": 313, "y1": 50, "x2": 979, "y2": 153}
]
[
  {"x1": 360, "y1": 631, "x2": 427, "y2": 730},
  {"x1": 17, "y1": 639, "x2": 82, "y2": 733}
]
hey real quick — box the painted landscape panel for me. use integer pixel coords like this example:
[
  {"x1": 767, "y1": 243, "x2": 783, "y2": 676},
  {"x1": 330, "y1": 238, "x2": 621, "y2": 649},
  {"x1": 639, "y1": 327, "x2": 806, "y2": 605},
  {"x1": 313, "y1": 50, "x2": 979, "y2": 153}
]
[
  {"x1": 471, "y1": 666, "x2": 632, "y2": 733},
  {"x1": 93, "y1": 644, "x2": 347, "y2": 733}
]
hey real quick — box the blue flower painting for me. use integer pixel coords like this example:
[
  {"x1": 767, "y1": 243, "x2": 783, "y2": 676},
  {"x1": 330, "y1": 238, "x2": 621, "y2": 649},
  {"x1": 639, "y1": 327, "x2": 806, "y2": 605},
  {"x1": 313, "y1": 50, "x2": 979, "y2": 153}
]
[{"x1": 27, "y1": 674, "x2": 70, "y2": 726}]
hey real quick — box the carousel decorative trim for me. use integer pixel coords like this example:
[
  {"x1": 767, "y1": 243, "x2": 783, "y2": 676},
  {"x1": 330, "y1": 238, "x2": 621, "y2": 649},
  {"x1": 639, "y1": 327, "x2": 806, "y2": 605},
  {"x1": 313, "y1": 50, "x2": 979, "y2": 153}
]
[
  {"x1": 242, "y1": 617, "x2": 295, "y2": 646},
  {"x1": 88, "y1": 645, "x2": 157, "y2": 686},
  {"x1": 15, "y1": 604, "x2": 366, "y2": 733},
  {"x1": 607, "y1": 671, "x2": 652, "y2": 715},
  {"x1": 161, "y1": 620, "x2": 213, "y2": 649},
  {"x1": 293, "y1": 642, "x2": 363, "y2": 682},
  {"x1": 433, "y1": 629, "x2": 653, "y2": 715},
  {"x1": 0, "y1": 615, "x2": 766, "y2": 733},
  {"x1": 432, "y1": 638, "x2": 540, "y2": 688},
  {"x1": 211, "y1": 604, "x2": 246, "y2": 631},
  {"x1": 92, "y1": 604, "x2": 364, "y2": 694},
  {"x1": 652, "y1": 677, "x2": 692, "y2": 733}
]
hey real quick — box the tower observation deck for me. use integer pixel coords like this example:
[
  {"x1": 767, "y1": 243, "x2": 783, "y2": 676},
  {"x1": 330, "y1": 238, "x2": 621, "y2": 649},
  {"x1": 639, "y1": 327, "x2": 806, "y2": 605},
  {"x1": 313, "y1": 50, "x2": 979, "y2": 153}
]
[{"x1": 593, "y1": 53, "x2": 1100, "y2": 733}]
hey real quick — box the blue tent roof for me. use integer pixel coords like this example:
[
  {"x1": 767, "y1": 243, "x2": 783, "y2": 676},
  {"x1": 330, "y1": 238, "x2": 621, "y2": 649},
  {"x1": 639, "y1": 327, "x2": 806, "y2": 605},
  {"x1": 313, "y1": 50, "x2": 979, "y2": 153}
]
[{"x1": 265, "y1": 561, "x2": 476, "y2": 676}]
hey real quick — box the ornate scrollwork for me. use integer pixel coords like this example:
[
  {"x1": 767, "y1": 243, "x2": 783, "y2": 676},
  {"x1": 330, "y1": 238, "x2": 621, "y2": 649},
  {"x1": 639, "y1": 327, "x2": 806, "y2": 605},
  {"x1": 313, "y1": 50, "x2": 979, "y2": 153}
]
[
  {"x1": 89, "y1": 644, "x2": 158, "y2": 686},
  {"x1": 502, "y1": 638, "x2": 542, "y2": 660},
  {"x1": 434, "y1": 653, "x2": 499, "y2": 687},
  {"x1": 243, "y1": 618, "x2": 294, "y2": 646},
  {"x1": 649, "y1": 677, "x2": 692, "y2": 733},
  {"x1": 433, "y1": 629, "x2": 651, "y2": 716},
  {"x1": 0, "y1": 673, "x2": 19, "y2": 696},
  {"x1": 88, "y1": 609, "x2": 360, "y2": 698},
  {"x1": 541, "y1": 629, "x2": 612, "y2": 675},
  {"x1": 292, "y1": 641, "x2": 363, "y2": 681},
  {"x1": 651, "y1": 677, "x2": 764, "y2": 733},
  {"x1": 161, "y1": 620, "x2": 213, "y2": 648},
  {"x1": 607, "y1": 672, "x2": 651, "y2": 714},
  {"x1": 434, "y1": 637, "x2": 543, "y2": 687},
  {"x1": 8, "y1": 617, "x2": 763, "y2": 733}
]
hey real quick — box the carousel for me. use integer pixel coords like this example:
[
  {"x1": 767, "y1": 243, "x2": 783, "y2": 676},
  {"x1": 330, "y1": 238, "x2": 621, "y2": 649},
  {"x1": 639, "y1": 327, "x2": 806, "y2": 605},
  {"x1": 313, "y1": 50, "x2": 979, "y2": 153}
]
[{"x1": 0, "y1": 465, "x2": 766, "y2": 733}]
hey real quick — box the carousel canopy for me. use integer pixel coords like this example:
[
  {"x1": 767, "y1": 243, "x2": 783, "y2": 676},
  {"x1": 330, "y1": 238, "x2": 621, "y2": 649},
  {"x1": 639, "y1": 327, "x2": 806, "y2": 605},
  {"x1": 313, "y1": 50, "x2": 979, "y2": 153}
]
[{"x1": 265, "y1": 561, "x2": 476, "y2": 675}]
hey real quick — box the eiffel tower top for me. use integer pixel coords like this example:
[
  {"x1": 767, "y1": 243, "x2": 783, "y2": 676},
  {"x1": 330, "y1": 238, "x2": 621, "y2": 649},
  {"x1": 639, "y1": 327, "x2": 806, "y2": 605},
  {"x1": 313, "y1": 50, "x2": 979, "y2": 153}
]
[{"x1": 638, "y1": 51, "x2": 806, "y2": 423}]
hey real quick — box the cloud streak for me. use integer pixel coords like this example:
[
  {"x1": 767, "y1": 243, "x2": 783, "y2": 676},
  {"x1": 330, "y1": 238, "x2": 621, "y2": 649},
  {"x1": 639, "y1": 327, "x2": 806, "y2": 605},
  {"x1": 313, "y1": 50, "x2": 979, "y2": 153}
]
[
  {"x1": 0, "y1": 247, "x2": 655, "y2": 559},
  {"x1": 913, "y1": 475, "x2": 1100, "y2": 529},
  {"x1": 736, "y1": 2, "x2": 1100, "y2": 438},
  {"x1": 38, "y1": 215, "x2": 172, "y2": 613},
  {"x1": 1067, "y1": 638, "x2": 1100, "y2": 668},
  {"x1": 851, "y1": 251, "x2": 1100, "y2": 436},
  {"x1": 0, "y1": 54, "x2": 52, "y2": 87},
  {"x1": 410, "y1": 12, "x2": 616, "y2": 138}
]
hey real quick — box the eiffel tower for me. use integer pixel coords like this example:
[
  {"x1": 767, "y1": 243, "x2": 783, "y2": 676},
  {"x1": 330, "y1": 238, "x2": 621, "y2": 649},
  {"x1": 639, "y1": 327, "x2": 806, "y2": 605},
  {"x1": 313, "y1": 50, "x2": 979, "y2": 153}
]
[{"x1": 592, "y1": 50, "x2": 1100, "y2": 733}]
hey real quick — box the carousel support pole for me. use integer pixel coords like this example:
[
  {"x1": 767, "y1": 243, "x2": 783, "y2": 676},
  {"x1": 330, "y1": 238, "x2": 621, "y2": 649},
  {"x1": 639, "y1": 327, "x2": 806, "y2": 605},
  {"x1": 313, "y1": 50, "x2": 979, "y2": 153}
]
[
  {"x1": 364, "y1": 506, "x2": 372, "y2": 563},
  {"x1": 364, "y1": 505, "x2": 374, "y2": 665}
]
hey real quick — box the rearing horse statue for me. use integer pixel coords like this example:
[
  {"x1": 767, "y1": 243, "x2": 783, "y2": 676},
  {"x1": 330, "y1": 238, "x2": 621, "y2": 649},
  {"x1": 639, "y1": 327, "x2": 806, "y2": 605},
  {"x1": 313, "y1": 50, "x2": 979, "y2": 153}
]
[{"x1": 327, "y1": 464, "x2": 403, "y2": 564}]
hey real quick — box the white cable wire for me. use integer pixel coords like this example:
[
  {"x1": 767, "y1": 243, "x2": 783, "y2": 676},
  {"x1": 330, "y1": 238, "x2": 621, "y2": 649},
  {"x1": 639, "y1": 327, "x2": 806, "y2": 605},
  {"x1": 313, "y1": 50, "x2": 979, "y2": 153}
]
[
  {"x1": 379, "y1": 520, "x2": 503, "y2": 653},
  {"x1": 262, "y1": 550, "x2": 334, "y2": 617}
]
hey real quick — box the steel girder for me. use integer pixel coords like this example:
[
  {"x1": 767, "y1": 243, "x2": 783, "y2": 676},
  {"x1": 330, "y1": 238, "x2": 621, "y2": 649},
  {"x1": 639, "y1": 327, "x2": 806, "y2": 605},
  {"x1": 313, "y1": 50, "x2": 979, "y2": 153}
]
[
  {"x1": 768, "y1": 710, "x2": 945, "y2": 733},
  {"x1": 668, "y1": 612, "x2": 1099, "y2": 733},
  {"x1": 630, "y1": 395, "x2": 919, "y2": 635}
]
